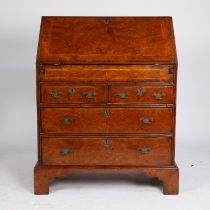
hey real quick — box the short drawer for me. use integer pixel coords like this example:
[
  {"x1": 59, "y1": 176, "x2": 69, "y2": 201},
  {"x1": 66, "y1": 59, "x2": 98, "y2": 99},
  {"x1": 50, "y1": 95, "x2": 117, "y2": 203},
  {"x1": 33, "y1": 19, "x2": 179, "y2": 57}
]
[
  {"x1": 41, "y1": 136, "x2": 172, "y2": 166},
  {"x1": 106, "y1": 108, "x2": 173, "y2": 133},
  {"x1": 41, "y1": 84, "x2": 106, "y2": 104},
  {"x1": 40, "y1": 65, "x2": 173, "y2": 82},
  {"x1": 41, "y1": 108, "x2": 173, "y2": 134},
  {"x1": 109, "y1": 85, "x2": 173, "y2": 104},
  {"x1": 41, "y1": 108, "x2": 106, "y2": 133}
]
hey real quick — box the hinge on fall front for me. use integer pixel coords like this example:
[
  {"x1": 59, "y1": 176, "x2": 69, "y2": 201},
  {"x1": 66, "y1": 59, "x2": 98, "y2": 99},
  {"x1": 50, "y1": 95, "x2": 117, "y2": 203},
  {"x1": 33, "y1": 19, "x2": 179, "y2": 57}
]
[
  {"x1": 169, "y1": 68, "x2": 175, "y2": 74},
  {"x1": 39, "y1": 64, "x2": 45, "y2": 74},
  {"x1": 153, "y1": 64, "x2": 175, "y2": 74},
  {"x1": 53, "y1": 63, "x2": 62, "y2": 66},
  {"x1": 153, "y1": 64, "x2": 163, "y2": 67}
]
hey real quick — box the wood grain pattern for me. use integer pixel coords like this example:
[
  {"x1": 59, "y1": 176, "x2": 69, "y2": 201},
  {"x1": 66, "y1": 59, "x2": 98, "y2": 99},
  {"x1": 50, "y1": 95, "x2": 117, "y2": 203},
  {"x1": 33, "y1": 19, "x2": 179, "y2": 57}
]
[
  {"x1": 34, "y1": 163, "x2": 179, "y2": 195},
  {"x1": 41, "y1": 108, "x2": 173, "y2": 133},
  {"x1": 35, "y1": 16, "x2": 179, "y2": 195},
  {"x1": 41, "y1": 84, "x2": 106, "y2": 104},
  {"x1": 39, "y1": 65, "x2": 173, "y2": 82},
  {"x1": 41, "y1": 136, "x2": 172, "y2": 165},
  {"x1": 107, "y1": 108, "x2": 172, "y2": 133},
  {"x1": 41, "y1": 108, "x2": 106, "y2": 133},
  {"x1": 109, "y1": 85, "x2": 173, "y2": 104},
  {"x1": 37, "y1": 17, "x2": 177, "y2": 64},
  {"x1": 41, "y1": 83, "x2": 173, "y2": 105}
]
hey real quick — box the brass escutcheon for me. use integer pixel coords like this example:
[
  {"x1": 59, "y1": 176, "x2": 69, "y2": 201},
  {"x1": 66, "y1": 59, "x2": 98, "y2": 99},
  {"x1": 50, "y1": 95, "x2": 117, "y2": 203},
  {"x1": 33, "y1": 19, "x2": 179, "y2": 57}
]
[
  {"x1": 103, "y1": 17, "x2": 111, "y2": 24},
  {"x1": 68, "y1": 88, "x2": 78, "y2": 96},
  {"x1": 136, "y1": 88, "x2": 146, "y2": 96},
  {"x1": 102, "y1": 139, "x2": 111, "y2": 148},
  {"x1": 103, "y1": 110, "x2": 111, "y2": 117}
]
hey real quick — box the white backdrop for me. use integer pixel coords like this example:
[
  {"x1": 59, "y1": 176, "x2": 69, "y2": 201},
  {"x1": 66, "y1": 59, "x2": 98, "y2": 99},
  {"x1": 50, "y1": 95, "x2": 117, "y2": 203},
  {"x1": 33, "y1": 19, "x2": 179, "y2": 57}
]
[{"x1": 0, "y1": 0, "x2": 210, "y2": 210}]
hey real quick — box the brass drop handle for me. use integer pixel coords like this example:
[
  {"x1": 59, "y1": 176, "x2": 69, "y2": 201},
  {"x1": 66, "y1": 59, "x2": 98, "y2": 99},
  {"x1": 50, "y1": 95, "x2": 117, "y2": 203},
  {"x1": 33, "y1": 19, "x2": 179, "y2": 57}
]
[
  {"x1": 140, "y1": 117, "x2": 153, "y2": 124},
  {"x1": 60, "y1": 148, "x2": 73, "y2": 156},
  {"x1": 102, "y1": 139, "x2": 111, "y2": 148},
  {"x1": 83, "y1": 91, "x2": 96, "y2": 99},
  {"x1": 116, "y1": 92, "x2": 129, "y2": 99},
  {"x1": 103, "y1": 110, "x2": 111, "y2": 117},
  {"x1": 60, "y1": 117, "x2": 75, "y2": 124},
  {"x1": 136, "y1": 88, "x2": 146, "y2": 96},
  {"x1": 137, "y1": 147, "x2": 151, "y2": 154},
  {"x1": 49, "y1": 91, "x2": 62, "y2": 98},
  {"x1": 153, "y1": 92, "x2": 166, "y2": 100},
  {"x1": 68, "y1": 88, "x2": 78, "y2": 96}
]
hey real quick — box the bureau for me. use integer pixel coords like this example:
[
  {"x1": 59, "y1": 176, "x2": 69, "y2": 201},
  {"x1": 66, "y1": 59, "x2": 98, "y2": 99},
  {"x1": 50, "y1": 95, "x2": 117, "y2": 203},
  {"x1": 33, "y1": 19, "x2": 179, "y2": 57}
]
[{"x1": 34, "y1": 16, "x2": 179, "y2": 194}]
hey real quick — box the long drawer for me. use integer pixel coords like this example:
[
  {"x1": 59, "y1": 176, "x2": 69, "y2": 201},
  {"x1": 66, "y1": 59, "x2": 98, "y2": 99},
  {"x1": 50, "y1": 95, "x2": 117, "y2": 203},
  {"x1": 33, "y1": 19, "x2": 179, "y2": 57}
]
[
  {"x1": 41, "y1": 108, "x2": 173, "y2": 134},
  {"x1": 41, "y1": 136, "x2": 172, "y2": 166}
]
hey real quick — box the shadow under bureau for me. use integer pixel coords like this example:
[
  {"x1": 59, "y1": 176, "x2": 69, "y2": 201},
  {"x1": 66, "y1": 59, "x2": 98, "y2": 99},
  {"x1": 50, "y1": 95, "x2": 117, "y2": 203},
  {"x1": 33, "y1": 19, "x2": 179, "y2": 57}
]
[{"x1": 34, "y1": 16, "x2": 179, "y2": 194}]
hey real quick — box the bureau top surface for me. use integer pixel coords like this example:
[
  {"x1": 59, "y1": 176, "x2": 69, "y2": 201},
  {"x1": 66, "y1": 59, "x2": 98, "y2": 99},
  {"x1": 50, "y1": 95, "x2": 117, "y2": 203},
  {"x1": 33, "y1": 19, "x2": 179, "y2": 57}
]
[{"x1": 37, "y1": 16, "x2": 177, "y2": 65}]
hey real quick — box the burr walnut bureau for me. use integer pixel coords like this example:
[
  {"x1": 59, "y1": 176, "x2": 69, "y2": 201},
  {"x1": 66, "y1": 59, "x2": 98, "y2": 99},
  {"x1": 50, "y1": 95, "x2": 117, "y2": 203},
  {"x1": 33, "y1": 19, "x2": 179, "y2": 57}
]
[{"x1": 34, "y1": 16, "x2": 179, "y2": 194}]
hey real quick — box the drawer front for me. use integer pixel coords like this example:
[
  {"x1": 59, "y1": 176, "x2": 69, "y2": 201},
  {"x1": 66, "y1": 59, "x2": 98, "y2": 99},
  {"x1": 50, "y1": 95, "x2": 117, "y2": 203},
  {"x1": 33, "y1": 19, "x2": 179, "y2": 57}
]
[
  {"x1": 41, "y1": 84, "x2": 106, "y2": 104},
  {"x1": 106, "y1": 108, "x2": 173, "y2": 133},
  {"x1": 41, "y1": 108, "x2": 172, "y2": 134},
  {"x1": 109, "y1": 85, "x2": 173, "y2": 104},
  {"x1": 40, "y1": 65, "x2": 173, "y2": 82},
  {"x1": 41, "y1": 136, "x2": 172, "y2": 166},
  {"x1": 41, "y1": 108, "x2": 106, "y2": 133}
]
